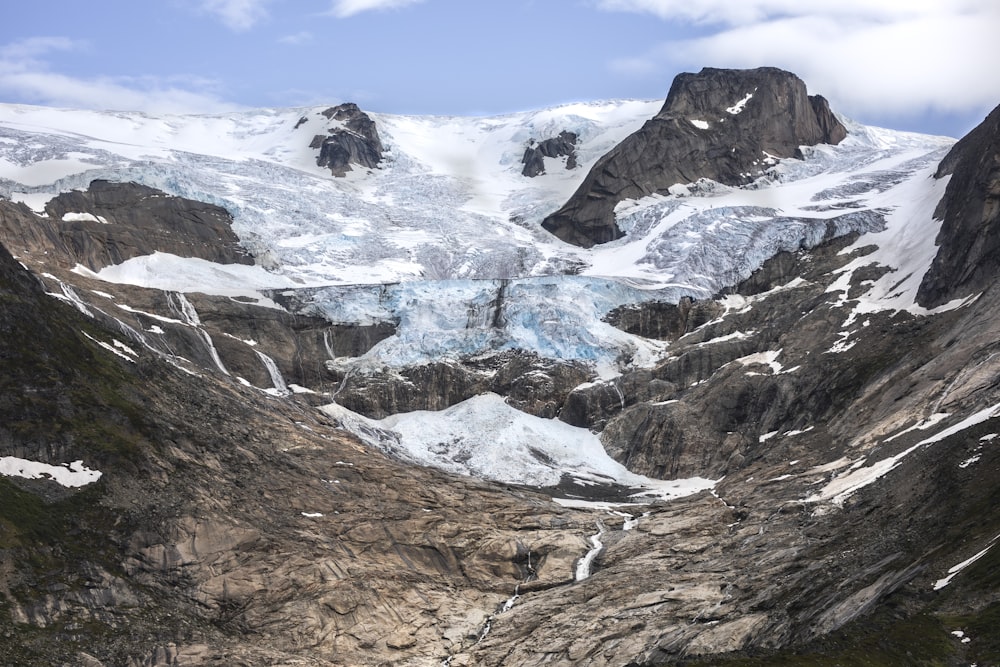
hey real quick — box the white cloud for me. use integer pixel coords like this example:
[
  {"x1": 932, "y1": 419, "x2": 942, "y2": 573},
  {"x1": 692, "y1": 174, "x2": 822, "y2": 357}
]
[
  {"x1": 199, "y1": 0, "x2": 271, "y2": 31},
  {"x1": 328, "y1": 0, "x2": 425, "y2": 19},
  {"x1": 601, "y1": 2, "x2": 1000, "y2": 125},
  {"x1": 278, "y1": 31, "x2": 314, "y2": 45},
  {"x1": 0, "y1": 36, "x2": 81, "y2": 61},
  {"x1": 596, "y1": 0, "x2": 990, "y2": 25},
  {"x1": 0, "y1": 38, "x2": 239, "y2": 114}
]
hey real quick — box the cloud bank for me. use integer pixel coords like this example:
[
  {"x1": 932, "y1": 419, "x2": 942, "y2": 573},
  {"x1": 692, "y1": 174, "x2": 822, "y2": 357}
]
[
  {"x1": 0, "y1": 38, "x2": 239, "y2": 114},
  {"x1": 601, "y1": 0, "x2": 1000, "y2": 122}
]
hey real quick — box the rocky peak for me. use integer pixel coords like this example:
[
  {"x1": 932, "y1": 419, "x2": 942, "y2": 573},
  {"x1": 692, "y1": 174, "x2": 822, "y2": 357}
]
[
  {"x1": 542, "y1": 67, "x2": 848, "y2": 247},
  {"x1": 521, "y1": 130, "x2": 579, "y2": 177},
  {"x1": 917, "y1": 102, "x2": 1000, "y2": 308},
  {"x1": 311, "y1": 102, "x2": 384, "y2": 177}
]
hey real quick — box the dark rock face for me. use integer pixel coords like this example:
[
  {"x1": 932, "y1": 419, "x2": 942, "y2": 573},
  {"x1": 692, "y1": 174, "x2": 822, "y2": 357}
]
[
  {"x1": 0, "y1": 180, "x2": 251, "y2": 271},
  {"x1": 311, "y1": 103, "x2": 384, "y2": 176},
  {"x1": 521, "y1": 131, "x2": 579, "y2": 177},
  {"x1": 917, "y1": 103, "x2": 1000, "y2": 308},
  {"x1": 330, "y1": 353, "x2": 592, "y2": 419},
  {"x1": 541, "y1": 67, "x2": 848, "y2": 247},
  {"x1": 331, "y1": 361, "x2": 489, "y2": 418},
  {"x1": 604, "y1": 296, "x2": 723, "y2": 341}
]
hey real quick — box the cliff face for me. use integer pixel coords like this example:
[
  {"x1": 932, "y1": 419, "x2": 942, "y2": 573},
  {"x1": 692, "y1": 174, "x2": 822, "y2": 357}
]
[
  {"x1": 917, "y1": 103, "x2": 1000, "y2": 308},
  {"x1": 541, "y1": 67, "x2": 847, "y2": 247}
]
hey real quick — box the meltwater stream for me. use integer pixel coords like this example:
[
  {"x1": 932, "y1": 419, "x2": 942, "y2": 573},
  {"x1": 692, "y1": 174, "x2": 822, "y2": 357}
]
[{"x1": 575, "y1": 520, "x2": 607, "y2": 582}]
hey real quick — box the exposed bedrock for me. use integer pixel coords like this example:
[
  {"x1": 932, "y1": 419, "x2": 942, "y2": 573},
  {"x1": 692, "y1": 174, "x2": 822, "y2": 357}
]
[
  {"x1": 541, "y1": 67, "x2": 847, "y2": 247},
  {"x1": 918, "y1": 102, "x2": 1000, "y2": 308},
  {"x1": 521, "y1": 130, "x2": 579, "y2": 177},
  {"x1": 310, "y1": 102, "x2": 384, "y2": 176},
  {"x1": 0, "y1": 180, "x2": 252, "y2": 271},
  {"x1": 330, "y1": 352, "x2": 592, "y2": 419},
  {"x1": 592, "y1": 233, "x2": 966, "y2": 480}
]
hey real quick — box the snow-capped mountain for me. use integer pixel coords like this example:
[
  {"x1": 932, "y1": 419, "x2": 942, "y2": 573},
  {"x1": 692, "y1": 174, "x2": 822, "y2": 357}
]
[
  {"x1": 1, "y1": 67, "x2": 999, "y2": 666},
  {"x1": 0, "y1": 93, "x2": 957, "y2": 364},
  {"x1": 0, "y1": 89, "x2": 959, "y2": 493}
]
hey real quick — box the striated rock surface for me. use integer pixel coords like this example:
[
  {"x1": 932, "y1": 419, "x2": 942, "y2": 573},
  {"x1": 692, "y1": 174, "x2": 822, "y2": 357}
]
[
  {"x1": 0, "y1": 238, "x2": 595, "y2": 665},
  {"x1": 310, "y1": 103, "x2": 384, "y2": 176},
  {"x1": 918, "y1": 102, "x2": 1000, "y2": 308},
  {"x1": 542, "y1": 67, "x2": 847, "y2": 246}
]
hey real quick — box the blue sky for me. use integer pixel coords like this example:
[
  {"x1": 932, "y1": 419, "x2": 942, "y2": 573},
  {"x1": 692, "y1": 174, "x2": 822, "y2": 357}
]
[{"x1": 2, "y1": 1, "x2": 998, "y2": 137}]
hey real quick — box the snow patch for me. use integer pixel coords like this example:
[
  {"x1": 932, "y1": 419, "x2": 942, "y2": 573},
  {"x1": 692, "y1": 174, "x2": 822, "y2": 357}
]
[
  {"x1": 327, "y1": 393, "x2": 717, "y2": 499},
  {"x1": 62, "y1": 211, "x2": 109, "y2": 224},
  {"x1": 808, "y1": 402, "x2": 1000, "y2": 505},
  {"x1": 934, "y1": 533, "x2": 1000, "y2": 590},
  {"x1": 726, "y1": 92, "x2": 754, "y2": 115},
  {"x1": 0, "y1": 457, "x2": 102, "y2": 487},
  {"x1": 737, "y1": 350, "x2": 782, "y2": 374},
  {"x1": 82, "y1": 331, "x2": 136, "y2": 363}
]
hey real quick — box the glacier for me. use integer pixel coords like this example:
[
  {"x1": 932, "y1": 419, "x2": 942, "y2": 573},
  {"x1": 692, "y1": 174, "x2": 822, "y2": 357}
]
[
  {"x1": 0, "y1": 101, "x2": 961, "y2": 490},
  {"x1": 0, "y1": 103, "x2": 955, "y2": 375}
]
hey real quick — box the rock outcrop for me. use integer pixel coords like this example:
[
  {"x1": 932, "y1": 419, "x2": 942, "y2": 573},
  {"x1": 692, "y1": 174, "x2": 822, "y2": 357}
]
[
  {"x1": 0, "y1": 180, "x2": 252, "y2": 271},
  {"x1": 917, "y1": 102, "x2": 1000, "y2": 308},
  {"x1": 542, "y1": 67, "x2": 847, "y2": 247},
  {"x1": 521, "y1": 131, "x2": 579, "y2": 177},
  {"x1": 311, "y1": 103, "x2": 384, "y2": 176}
]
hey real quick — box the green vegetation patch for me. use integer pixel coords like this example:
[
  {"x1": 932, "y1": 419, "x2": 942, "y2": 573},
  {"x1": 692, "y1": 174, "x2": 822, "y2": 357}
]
[{"x1": 676, "y1": 611, "x2": 959, "y2": 667}]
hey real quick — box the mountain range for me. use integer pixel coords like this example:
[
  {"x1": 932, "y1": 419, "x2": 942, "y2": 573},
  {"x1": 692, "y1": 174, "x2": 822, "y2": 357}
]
[{"x1": 0, "y1": 66, "x2": 998, "y2": 666}]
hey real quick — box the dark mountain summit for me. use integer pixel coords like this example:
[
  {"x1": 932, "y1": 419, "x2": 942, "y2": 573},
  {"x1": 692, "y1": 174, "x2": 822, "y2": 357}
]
[
  {"x1": 542, "y1": 67, "x2": 847, "y2": 247},
  {"x1": 309, "y1": 102, "x2": 384, "y2": 176}
]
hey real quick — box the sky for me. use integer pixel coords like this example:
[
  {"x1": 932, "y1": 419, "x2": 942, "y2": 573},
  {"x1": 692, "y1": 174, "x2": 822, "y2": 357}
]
[{"x1": 1, "y1": 1, "x2": 999, "y2": 138}]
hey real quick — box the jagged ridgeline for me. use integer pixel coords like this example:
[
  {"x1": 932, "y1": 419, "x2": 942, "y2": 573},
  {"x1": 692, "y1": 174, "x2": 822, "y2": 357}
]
[{"x1": 0, "y1": 66, "x2": 999, "y2": 665}]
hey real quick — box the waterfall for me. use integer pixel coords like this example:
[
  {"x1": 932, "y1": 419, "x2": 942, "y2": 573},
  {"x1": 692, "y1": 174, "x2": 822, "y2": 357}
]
[
  {"x1": 167, "y1": 292, "x2": 229, "y2": 375},
  {"x1": 323, "y1": 329, "x2": 336, "y2": 360},
  {"x1": 167, "y1": 292, "x2": 200, "y2": 326},
  {"x1": 58, "y1": 282, "x2": 93, "y2": 317},
  {"x1": 611, "y1": 379, "x2": 626, "y2": 410},
  {"x1": 255, "y1": 350, "x2": 289, "y2": 395},
  {"x1": 575, "y1": 520, "x2": 606, "y2": 581}
]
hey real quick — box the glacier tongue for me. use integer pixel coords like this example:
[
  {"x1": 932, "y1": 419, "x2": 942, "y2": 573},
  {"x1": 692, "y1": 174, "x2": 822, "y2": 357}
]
[{"x1": 288, "y1": 276, "x2": 669, "y2": 374}]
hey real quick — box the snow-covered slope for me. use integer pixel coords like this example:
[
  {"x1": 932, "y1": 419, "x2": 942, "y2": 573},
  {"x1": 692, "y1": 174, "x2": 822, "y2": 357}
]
[
  {"x1": 0, "y1": 100, "x2": 658, "y2": 284},
  {"x1": 0, "y1": 102, "x2": 952, "y2": 290},
  {"x1": 0, "y1": 101, "x2": 963, "y2": 492},
  {"x1": 0, "y1": 103, "x2": 957, "y2": 366}
]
